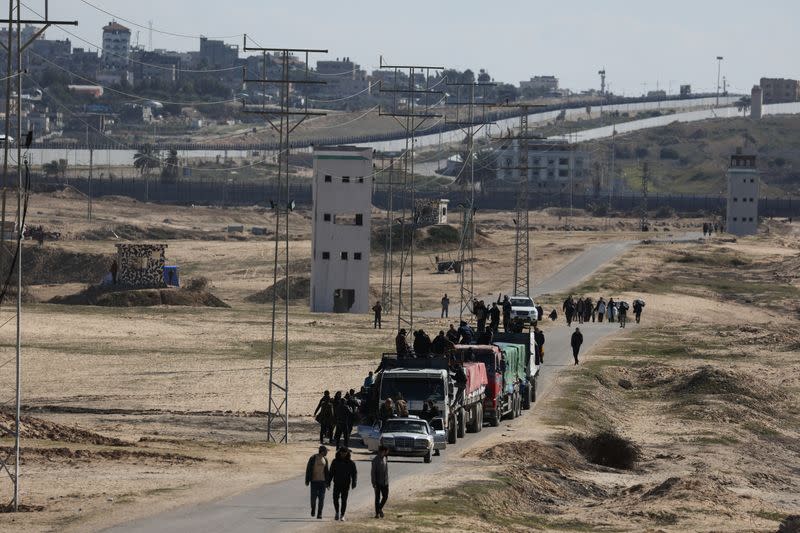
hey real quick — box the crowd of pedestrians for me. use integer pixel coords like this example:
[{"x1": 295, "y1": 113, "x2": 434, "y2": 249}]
[{"x1": 560, "y1": 295, "x2": 644, "y2": 328}]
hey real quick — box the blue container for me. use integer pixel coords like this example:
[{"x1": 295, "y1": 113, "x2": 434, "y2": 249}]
[{"x1": 164, "y1": 266, "x2": 180, "y2": 287}]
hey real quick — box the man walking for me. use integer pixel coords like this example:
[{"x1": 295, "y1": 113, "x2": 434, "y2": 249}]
[
  {"x1": 328, "y1": 447, "x2": 357, "y2": 521},
  {"x1": 441, "y1": 293, "x2": 450, "y2": 318},
  {"x1": 371, "y1": 445, "x2": 390, "y2": 518},
  {"x1": 633, "y1": 299, "x2": 644, "y2": 324},
  {"x1": 570, "y1": 327, "x2": 583, "y2": 365},
  {"x1": 372, "y1": 301, "x2": 382, "y2": 329},
  {"x1": 596, "y1": 297, "x2": 606, "y2": 323},
  {"x1": 305, "y1": 445, "x2": 330, "y2": 519},
  {"x1": 533, "y1": 325, "x2": 545, "y2": 365}
]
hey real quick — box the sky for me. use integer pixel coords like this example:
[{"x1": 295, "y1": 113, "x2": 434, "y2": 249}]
[{"x1": 34, "y1": 0, "x2": 800, "y2": 96}]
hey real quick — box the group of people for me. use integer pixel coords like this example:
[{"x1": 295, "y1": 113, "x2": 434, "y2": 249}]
[
  {"x1": 314, "y1": 389, "x2": 365, "y2": 448},
  {"x1": 561, "y1": 295, "x2": 644, "y2": 328},
  {"x1": 702, "y1": 221, "x2": 721, "y2": 236},
  {"x1": 305, "y1": 444, "x2": 391, "y2": 521},
  {"x1": 394, "y1": 318, "x2": 507, "y2": 359}
]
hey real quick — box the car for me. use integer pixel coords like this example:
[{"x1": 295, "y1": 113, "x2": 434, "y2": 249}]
[
  {"x1": 509, "y1": 295, "x2": 539, "y2": 324},
  {"x1": 362, "y1": 417, "x2": 437, "y2": 463}
]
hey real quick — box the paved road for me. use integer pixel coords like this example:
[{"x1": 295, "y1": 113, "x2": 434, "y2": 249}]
[{"x1": 104, "y1": 239, "x2": 646, "y2": 533}]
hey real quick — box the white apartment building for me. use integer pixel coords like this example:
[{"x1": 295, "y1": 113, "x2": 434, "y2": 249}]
[
  {"x1": 726, "y1": 152, "x2": 759, "y2": 236},
  {"x1": 102, "y1": 21, "x2": 130, "y2": 69},
  {"x1": 311, "y1": 146, "x2": 373, "y2": 313},
  {"x1": 495, "y1": 139, "x2": 589, "y2": 192}
]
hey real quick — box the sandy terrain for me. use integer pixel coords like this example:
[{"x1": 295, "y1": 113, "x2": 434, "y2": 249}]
[{"x1": 0, "y1": 190, "x2": 715, "y2": 531}]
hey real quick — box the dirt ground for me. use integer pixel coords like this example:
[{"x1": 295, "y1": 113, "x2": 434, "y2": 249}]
[
  {"x1": 0, "y1": 190, "x2": 719, "y2": 531},
  {"x1": 365, "y1": 220, "x2": 800, "y2": 532}
]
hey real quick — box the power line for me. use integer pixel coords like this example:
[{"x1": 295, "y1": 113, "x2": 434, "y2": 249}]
[{"x1": 77, "y1": 0, "x2": 242, "y2": 40}]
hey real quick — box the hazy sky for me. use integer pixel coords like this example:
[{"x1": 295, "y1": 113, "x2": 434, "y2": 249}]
[{"x1": 36, "y1": 0, "x2": 799, "y2": 95}]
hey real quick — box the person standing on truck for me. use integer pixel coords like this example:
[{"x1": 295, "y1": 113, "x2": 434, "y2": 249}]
[
  {"x1": 327, "y1": 447, "x2": 357, "y2": 522},
  {"x1": 446, "y1": 324, "x2": 459, "y2": 344},
  {"x1": 305, "y1": 445, "x2": 330, "y2": 520},
  {"x1": 596, "y1": 297, "x2": 606, "y2": 323},
  {"x1": 450, "y1": 360, "x2": 468, "y2": 407},
  {"x1": 441, "y1": 293, "x2": 450, "y2": 318},
  {"x1": 489, "y1": 302, "x2": 501, "y2": 333},
  {"x1": 533, "y1": 325, "x2": 545, "y2": 365},
  {"x1": 457, "y1": 320, "x2": 474, "y2": 344},
  {"x1": 395, "y1": 329, "x2": 411, "y2": 358},
  {"x1": 431, "y1": 330, "x2": 455, "y2": 356},
  {"x1": 502, "y1": 295, "x2": 512, "y2": 332},
  {"x1": 571, "y1": 327, "x2": 584, "y2": 365},
  {"x1": 395, "y1": 394, "x2": 409, "y2": 417},
  {"x1": 372, "y1": 301, "x2": 382, "y2": 329},
  {"x1": 379, "y1": 398, "x2": 394, "y2": 425},
  {"x1": 421, "y1": 400, "x2": 439, "y2": 422},
  {"x1": 413, "y1": 329, "x2": 432, "y2": 357},
  {"x1": 473, "y1": 300, "x2": 487, "y2": 333},
  {"x1": 363, "y1": 371, "x2": 374, "y2": 389},
  {"x1": 371, "y1": 445, "x2": 390, "y2": 519}
]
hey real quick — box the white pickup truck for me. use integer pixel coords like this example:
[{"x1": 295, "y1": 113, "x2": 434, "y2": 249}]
[{"x1": 510, "y1": 295, "x2": 539, "y2": 325}]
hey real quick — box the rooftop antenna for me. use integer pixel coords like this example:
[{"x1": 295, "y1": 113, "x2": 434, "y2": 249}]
[
  {"x1": 148, "y1": 19, "x2": 153, "y2": 51},
  {"x1": 598, "y1": 68, "x2": 606, "y2": 96}
]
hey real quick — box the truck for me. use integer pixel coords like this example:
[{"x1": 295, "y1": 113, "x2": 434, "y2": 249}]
[
  {"x1": 367, "y1": 355, "x2": 488, "y2": 445},
  {"x1": 494, "y1": 330, "x2": 541, "y2": 409},
  {"x1": 453, "y1": 343, "x2": 525, "y2": 427}
]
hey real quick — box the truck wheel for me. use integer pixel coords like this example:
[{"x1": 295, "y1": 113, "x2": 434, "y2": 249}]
[
  {"x1": 467, "y1": 405, "x2": 477, "y2": 433},
  {"x1": 424, "y1": 449, "x2": 432, "y2": 463},
  {"x1": 447, "y1": 416, "x2": 457, "y2": 444},
  {"x1": 457, "y1": 408, "x2": 466, "y2": 438},
  {"x1": 517, "y1": 393, "x2": 523, "y2": 417},
  {"x1": 508, "y1": 394, "x2": 517, "y2": 420},
  {"x1": 476, "y1": 403, "x2": 483, "y2": 432},
  {"x1": 489, "y1": 412, "x2": 499, "y2": 427},
  {"x1": 522, "y1": 383, "x2": 532, "y2": 410},
  {"x1": 532, "y1": 376, "x2": 537, "y2": 403}
]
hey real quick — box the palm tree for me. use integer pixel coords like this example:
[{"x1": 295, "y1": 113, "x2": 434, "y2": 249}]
[{"x1": 133, "y1": 144, "x2": 161, "y2": 201}]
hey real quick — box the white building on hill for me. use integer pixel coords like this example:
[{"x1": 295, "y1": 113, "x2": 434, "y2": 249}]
[
  {"x1": 311, "y1": 146, "x2": 373, "y2": 313},
  {"x1": 726, "y1": 151, "x2": 759, "y2": 236}
]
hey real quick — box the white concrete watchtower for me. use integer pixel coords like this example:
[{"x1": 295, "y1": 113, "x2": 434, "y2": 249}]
[
  {"x1": 725, "y1": 150, "x2": 759, "y2": 236},
  {"x1": 311, "y1": 146, "x2": 373, "y2": 313}
]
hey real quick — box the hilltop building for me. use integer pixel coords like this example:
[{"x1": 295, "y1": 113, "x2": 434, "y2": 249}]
[
  {"x1": 725, "y1": 151, "x2": 759, "y2": 236},
  {"x1": 310, "y1": 146, "x2": 373, "y2": 313},
  {"x1": 520, "y1": 75, "x2": 559, "y2": 95},
  {"x1": 101, "y1": 21, "x2": 130, "y2": 69},
  {"x1": 751, "y1": 85, "x2": 763, "y2": 119}
]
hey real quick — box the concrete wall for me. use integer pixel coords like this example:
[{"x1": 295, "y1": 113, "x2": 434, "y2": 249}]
[
  {"x1": 310, "y1": 147, "x2": 372, "y2": 313},
  {"x1": 726, "y1": 164, "x2": 760, "y2": 236}
]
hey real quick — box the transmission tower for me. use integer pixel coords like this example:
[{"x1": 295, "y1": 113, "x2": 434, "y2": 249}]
[
  {"x1": 242, "y1": 37, "x2": 327, "y2": 443},
  {"x1": 640, "y1": 161, "x2": 649, "y2": 232},
  {"x1": 377, "y1": 57, "x2": 444, "y2": 331},
  {"x1": 0, "y1": 0, "x2": 77, "y2": 511},
  {"x1": 445, "y1": 82, "x2": 495, "y2": 319},
  {"x1": 376, "y1": 152, "x2": 397, "y2": 314},
  {"x1": 496, "y1": 104, "x2": 545, "y2": 297}
]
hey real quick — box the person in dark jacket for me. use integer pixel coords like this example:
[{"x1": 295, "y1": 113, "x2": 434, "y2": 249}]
[
  {"x1": 450, "y1": 361, "x2": 468, "y2": 407},
  {"x1": 548, "y1": 309, "x2": 558, "y2": 321},
  {"x1": 395, "y1": 329, "x2": 411, "y2": 358},
  {"x1": 457, "y1": 320, "x2": 474, "y2": 344},
  {"x1": 372, "y1": 301, "x2": 382, "y2": 329},
  {"x1": 378, "y1": 398, "x2": 394, "y2": 425},
  {"x1": 489, "y1": 302, "x2": 501, "y2": 333},
  {"x1": 633, "y1": 300, "x2": 644, "y2": 323},
  {"x1": 441, "y1": 293, "x2": 450, "y2": 318},
  {"x1": 305, "y1": 445, "x2": 330, "y2": 519},
  {"x1": 327, "y1": 447, "x2": 357, "y2": 521},
  {"x1": 501, "y1": 295, "x2": 512, "y2": 331},
  {"x1": 563, "y1": 296, "x2": 575, "y2": 326},
  {"x1": 536, "y1": 304, "x2": 544, "y2": 323},
  {"x1": 412, "y1": 329, "x2": 432, "y2": 357},
  {"x1": 314, "y1": 390, "x2": 335, "y2": 444},
  {"x1": 431, "y1": 330, "x2": 455, "y2": 355},
  {"x1": 571, "y1": 327, "x2": 584, "y2": 365},
  {"x1": 533, "y1": 325, "x2": 545, "y2": 365},
  {"x1": 371, "y1": 445, "x2": 390, "y2": 518},
  {"x1": 446, "y1": 324, "x2": 459, "y2": 344},
  {"x1": 333, "y1": 392, "x2": 353, "y2": 448},
  {"x1": 576, "y1": 298, "x2": 585, "y2": 324}
]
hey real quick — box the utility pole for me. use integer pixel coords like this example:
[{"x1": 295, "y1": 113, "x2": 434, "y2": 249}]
[
  {"x1": 497, "y1": 103, "x2": 546, "y2": 297},
  {"x1": 242, "y1": 37, "x2": 326, "y2": 444},
  {"x1": 0, "y1": 0, "x2": 77, "y2": 511},
  {"x1": 377, "y1": 153, "x2": 395, "y2": 314},
  {"x1": 640, "y1": 161, "x2": 649, "y2": 232},
  {"x1": 88, "y1": 147, "x2": 93, "y2": 221},
  {"x1": 715, "y1": 56, "x2": 724, "y2": 107},
  {"x1": 598, "y1": 68, "x2": 606, "y2": 96},
  {"x1": 377, "y1": 57, "x2": 443, "y2": 331},
  {"x1": 445, "y1": 81, "x2": 495, "y2": 319}
]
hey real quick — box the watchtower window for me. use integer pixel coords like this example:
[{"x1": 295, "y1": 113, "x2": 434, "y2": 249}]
[
  {"x1": 340, "y1": 252, "x2": 348, "y2": 260},
  {"x1": 324, "y1": 175, "x2": 332, "y2": 182},
  {"x1": 342, "y1": 176, "x2": 350, "y2": 183},
  {"x1": 322, "y1": 252, "x2": 330, "y2": 260},
  {"x1": 354, "y1": 252, "x2": 362, "y2": 260}
]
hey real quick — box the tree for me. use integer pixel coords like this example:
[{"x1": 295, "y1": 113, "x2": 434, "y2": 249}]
[
  {"x1": 477, "y1": 69, "x2": 491, "y2": 83},
  {"x1": 495, "y1": 83, "x2": 519, "y2": 104},
  {"x1": 160, "y1": 149, "x2": 180, "y2": 183},
  {"x1": 43, "y1": 158, "x2": 67, "y2": 178},
  {"x1": 133, "y1": 144, "x2": 161, "y2": 177},
  {"x1": 736, "y1": 96, "x2": 751, "y2": 116}
]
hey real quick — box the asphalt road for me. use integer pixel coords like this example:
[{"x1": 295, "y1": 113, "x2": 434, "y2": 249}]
[{"x1": 104, "y1": 238, "x2": 644, "y2": 533}]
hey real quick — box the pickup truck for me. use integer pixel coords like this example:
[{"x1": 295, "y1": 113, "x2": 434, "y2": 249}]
[{"x1": 509, "y1": 295, "x2": 539, "y2": 325}]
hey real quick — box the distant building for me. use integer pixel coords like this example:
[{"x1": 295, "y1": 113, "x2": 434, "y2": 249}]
[
  {"x1": 130, "y1": 49, "x2": 181, "y2": 86},
  {"x1": 679, "y1": 84, "x2": 692, "y2": 97},
  {"x1": 495, "y1": 139, "x2": 590, "y2": 192},
  {"x1": 751, "y1": 85, "x2": 763, "y2": 119},
  {"x1": 314, "y1": 57, "x2": 369, "y2": 104},
  {"x1": 199, "y1": 36, "x2": 238, "y2": 69},
  {"x1": 647, "y1": 90, "x2": 666, "y2": 98},
  {"x1": 759, "y1": 77, "x2": 800, "y2": 104},
  {"x1": 725, "y1": 151, "x2": 759, "y2": 236},
  {"x1": 101, "y1": 21, "x2": 131, "y2": 69},
  {"x1": 520, "y1": 75, "x2": 559, "y2": 94},
  {"x1": 310, "y1": 146, "x2": 372, "y2": 314}
]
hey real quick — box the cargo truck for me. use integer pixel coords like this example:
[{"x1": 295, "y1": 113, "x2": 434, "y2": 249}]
[{"x1": 494, "y1": 330, "x2": 540, "y2": 409}]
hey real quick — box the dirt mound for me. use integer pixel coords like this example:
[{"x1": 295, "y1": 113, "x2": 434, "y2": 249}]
[
  {"x1": 14, "y1": 245, "x2": 112, "y2": 285},
  {"x1": 3, "y1": 446, "x2": 204, "y2": 465},
  {"x1": 246, "y1": 276, "x2": 309, "y2": 302},
  {"x1": 569, "y1": 430, "x2": 641, "y2": 470},
  {"x1": 640, "y1": 475, "x2": 737, "y2": 504},
  {"x1": 49, "y1": 186, "x2": 85, "y2": 200},
  {"x1": 77, "y1": 223, "x2": 221, "y2": 241},
  {"x1": 49, "y1": 285, "x2": 230, "y2": 308},
  {"x1": 671, "y1": 365, "x2": 779, "y2": 401},
  {"x1": 476, "y1": 439, "x2": 585, "y2": 472},
  {"x1": 0, "y1": 412, "x2": 125, "y2": 446}
]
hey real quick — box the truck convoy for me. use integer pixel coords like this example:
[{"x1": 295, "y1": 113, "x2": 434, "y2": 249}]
[{"x1": 360, "y1": 330, "x2": 539, "y2": 454}]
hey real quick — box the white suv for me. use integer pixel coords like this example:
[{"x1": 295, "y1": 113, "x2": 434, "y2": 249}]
[{"x1": 510, "y1": 295, "x2": 538, "y2": 324}]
